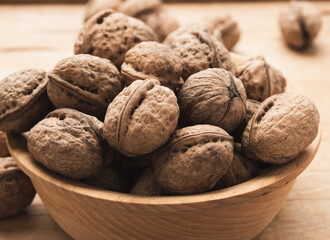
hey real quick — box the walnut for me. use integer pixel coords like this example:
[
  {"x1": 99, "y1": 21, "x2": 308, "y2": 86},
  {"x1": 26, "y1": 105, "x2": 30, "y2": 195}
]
[
  {"x1": 74, "y1": 9, "x2": 158, "y2": 69},
  {"x1": 0, "y1": 69, "x2": 53, "y2": 133},
  {"x1": 164, "y1": 29, "x2": 236, "y2": 80},
  {"x1": 84, "y1": 0, "x2": 122, "y2": 22},
  {"x1": 213, "y1": 143, "x2": 259, "y2": 189},
  {"x1": 121, "y1": 41, "x2": 184, "y2": 91},
  {"x1": 178, "y1": 68, "x2": 247, "y2": 133},
  {"x1": 47, "y1": 54, "x2": 123, "y2": 120},
  {"x1": 139, "y1": 7, "x2": 180, "y2": 42},
  {"x1": 118, "y1": 0, "x2": 161, "y2": 19},
  {"x1": 209, "y1": 15, "x2": 240, "y2": 51},
  {"x1": 0, "y1": 131, "x2": 10, "y2": 157},
  {"x1": 242, "y1": 92, "x2": 320, "y2": 164},
  {"x1": 104, "y1": 79, "x2": 179, "y2": 157},
  {"x1": 279, "y1": 1, "x2": 322, "y2": 49},
  {"x1": 236, "y1": 56, "x2": 287, "y2": 102},
  {"x1": 84, "y1": 165, "x2": 130, "y2": 193},
  {"x1": 0, "y1": 157, "x2": 36, "y2": 218},
  {"x1": 153, "y1": 124, "x2": 234, "y2": 194},
  {"x1": 28, "y1": 108, "x2": 113, "y2": 179},
  {"x1": 130, "y1": 168, "x2": 168, "y2": 196}
]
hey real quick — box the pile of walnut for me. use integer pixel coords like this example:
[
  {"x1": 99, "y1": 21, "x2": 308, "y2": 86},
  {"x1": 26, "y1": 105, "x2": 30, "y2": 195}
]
[{"x1": 0, "y1": 0, "x2": 320, "y2": 200}]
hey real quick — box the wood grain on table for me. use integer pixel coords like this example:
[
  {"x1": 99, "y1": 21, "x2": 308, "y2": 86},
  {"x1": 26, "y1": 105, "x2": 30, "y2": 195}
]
[{"x1": 0, "y1": 2, "x2": 329, "y2": 240}]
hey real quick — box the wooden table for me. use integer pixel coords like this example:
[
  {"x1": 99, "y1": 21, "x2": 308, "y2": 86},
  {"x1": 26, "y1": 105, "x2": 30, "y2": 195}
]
[{"x1": 0, "y1": 2, "x2": 329, "y2": 239}]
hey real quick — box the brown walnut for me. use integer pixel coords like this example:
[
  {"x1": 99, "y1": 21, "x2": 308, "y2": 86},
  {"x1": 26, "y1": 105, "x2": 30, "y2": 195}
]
[
  {"x1": 104, "y1": 79, "x2": 179, "y2": 157},
  {"x1": 279, "y1": 1, "x2": 322, "y2": 49},
  {"x1": 164, "y1": 28, "x2": 236, "y2": 80},
  {"x1": 74, "y1": 9, "x2": 158, "y2": 69},
  {"x1": 236, "y1": 56, "x2": 287, "y2": 102},
  {"x1": 121, "y1": 41, "x2": 184, "y2": 91},
  {"x1": 118, "y1": 0, "x2": 161, "y2": 19},
  {"x1": 0, "y1": 69, "x2": 53, "y2": 133},
  {"x1": 242, "y1": 92, "x2": 320, "y2": 164},
  {"x1": 178, "y1": 68, "x2": 247, "y2": 133},
  {"x1": 130, "y1": 168, "x2": 168, "y2": 196},
  {"x1": 47, "y1": 54, "x2": 123, "y2": 120},
  {"x1": 0, "y1": 131, "x2": 10, "y2": 157},
  {"x1": 214, "y1": 143, "x2": 259, "y2": 189},
  {"x1": 28, "y1": 108, "x2": 113, "y2": 179},
  {"x1": 153, "y1": 124, "x2": 234, "y2": 194},
  {"x1": 84, "y1": 0, "x2": 122, "y2": 22},
  {"x1": 0, "y1": 157, "x2": 36, "y2": 218}
]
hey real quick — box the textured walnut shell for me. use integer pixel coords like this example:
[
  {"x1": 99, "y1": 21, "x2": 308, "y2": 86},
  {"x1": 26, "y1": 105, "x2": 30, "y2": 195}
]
[
  {"x1": 118, "y1": 0, "x2": 161, "y2": 18},
  {"x1": 178, "y1": 68, "x2": 247, "y2": 133},
  {"x1": 84, "y1": 165, "x2": 130, "y2": 193},
  {"x1": 139, "y1": 7, "x2": 180, "y2": 42},
  {"x1": 279, "y1": 1, "x2": 322, "y2": 49},
  {"x1": 104, "y1": 79, "x2": 179, "y2": 157},
  {"x1": 75, "y1": 9, "x2": 158, "y2": 69},
  {"x1": 47, "y1": 54, "x2": 123, "y2": 120},
  {"x1": 84, "y1": 0, "x2": 122, "y2": 22},
  {"x1": 164, "y1": 29, "x2": 236, "y2": 80},
  {"x1": 214, "y1": 143, "x2": 259, "y2": 189},
  {"x1": 28, "y1": 108, "x2": 113, "y2": 179},
  {"x1": 153, "y1": 124, "x2": 234, "y2": 194},
  {"x1": 242, "y1": 92, "x2": 320, "y2": 164},
  {"x1": 0, "y1": 69, "x2": 53, "y2": 133},
  {"x1": 0, "y1": 157, "x2": 36, "y2": 218},
  {"x1": 236, "y1": 56, "x2": 287, "y2": 102},
  {"x1": 130, "y1": 168, "x2": 168, "y2": 196},
  {"x1": 0, "y1": 132, "x2": 10, "y2": 157},
  {"x1": 121, "y1": 41, "x2": 184, "y2": 90},
  {"x1": 209, "y1": 15, "x2": 240, "y2": 51}
]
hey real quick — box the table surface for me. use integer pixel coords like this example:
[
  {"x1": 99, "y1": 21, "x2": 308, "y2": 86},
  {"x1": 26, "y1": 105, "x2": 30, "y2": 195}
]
[{"x1": 0, "y1": 2, "x2": 330, "y2": 240}]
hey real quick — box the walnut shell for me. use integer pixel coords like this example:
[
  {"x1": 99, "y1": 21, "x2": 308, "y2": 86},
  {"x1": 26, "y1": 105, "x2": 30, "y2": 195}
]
[
  {"x1": 178, "y1": 68, "x2": 247, "y2": 133},
  {"x1": 130, "y1": 168, "x2": 168, "y2": 196},
  {"x1": 214, "y1": 143, "x2": 259, "y2": 189},
  {"x1": 236, "y1": 56, "x2": 287, "y2": 102},
  {"x1": 84, "y1": 165, "x2": 130, "y2": 193},
  {"x1": 0, "y1": 69, "x2": 53, "y2": 133},
  {"x1": 47, "y1": 54, "x2": 123, "y2": 120},
  {"x1": 0, "y1": 131, "x2": 10, "y2": 157},
  {"x1": 153, "y1": 124, "x2": 234, "y2": 194},
  {"x1": 121, "y1": 41, "x2": 184, "y2": 90},
  {"x1": 279, "y1": 1, "x2": 322, "y2": 49},
  {"x1": 209, "y1": 15, "x2": 240, "y2": 51},
  {"x1": 0, "y1": 157, "x2": 36, "y2": 218},
  {"x1": 28, "y1": 108, "x2": 113, "y2": 179},
  {"x1": 118, "y1": 0, "x2": 161, "y2": 18},
  {"x1": 242, "y1": 92, "x2": 320, "y2": 164},
  {"x1": 104, "y1": 79, "x2": 179, "y2": 157},
  {"x1": 84, "y1": 0, "x2": 122, "y2": 22},
  {"x1": 139, "y1": 7, "x2": 180, "y2": 42},
  {"x1": 75, "y1": 9, "x2": 158, "y2": 69},
  {"x1": 164, "y1": 29, "x2": 236, "y2": 80}
]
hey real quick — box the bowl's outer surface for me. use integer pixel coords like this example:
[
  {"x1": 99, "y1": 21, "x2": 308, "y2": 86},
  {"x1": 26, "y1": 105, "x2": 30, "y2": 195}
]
[{"x1": 7, "y1": 125, "x2": 321, "y2": 240}]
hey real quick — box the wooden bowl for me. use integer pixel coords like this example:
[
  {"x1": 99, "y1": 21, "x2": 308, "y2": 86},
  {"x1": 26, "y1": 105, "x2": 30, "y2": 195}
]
[{"x1": 7, "y1": 128, "x2": 321, "y2": 240}]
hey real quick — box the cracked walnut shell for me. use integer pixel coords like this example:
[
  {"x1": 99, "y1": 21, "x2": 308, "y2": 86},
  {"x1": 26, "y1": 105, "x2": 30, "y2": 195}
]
[
  {"x1": 75, "y1": 9, "x2": 158, "y2": 69},
  {"x1": 236, "y1": 56, "x2": 286, "y2": 102},
  {"x1": 153, "y1": 124, "x2": 234, "y2": 194},
  {"x1": 279, "y1": 1, "x2": 322, "y2": 49},
  {"x1": 0, "y1": 69, "x2": 53, "y2": 133},
  {"x1": 28, "y1": 108, "x2": 113, "y2": 179},
  {"x1": 178, "y1": 68, "x2": 247, "y2": 133},
  {"x1": 164, "y1": 29, "x2": 236, "y2": 80},
  {"x1": 47, "y1": 54, "x2": 123, "y2": 120},
  {"x1": 242, "y1": 92, "x2": 320, "y2": 164},
  {"x1": 121, "y1": 41, "x2": 184, "y2": 90},
  {"x1": 0, "y1": 157, "x2": 36, "y2": 218},
  {"x1": 104, "y1": 79, "x2": 179, "y2": 157}
]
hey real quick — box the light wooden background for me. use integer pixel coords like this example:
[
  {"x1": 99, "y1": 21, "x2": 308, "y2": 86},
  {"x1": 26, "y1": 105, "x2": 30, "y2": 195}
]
[{"x1": 0, "y1": 1, "x2": 329, "y2": 240}]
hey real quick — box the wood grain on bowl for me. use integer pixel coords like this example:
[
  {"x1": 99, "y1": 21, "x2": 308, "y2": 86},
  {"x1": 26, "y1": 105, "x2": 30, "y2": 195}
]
[{"x1": 6, "y1": 124, "x2": 321, "y2": 240}]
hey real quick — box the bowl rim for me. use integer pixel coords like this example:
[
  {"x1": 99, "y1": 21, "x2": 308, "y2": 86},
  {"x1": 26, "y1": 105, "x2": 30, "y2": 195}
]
[{"x1": 7, "y1": 127, "x2": 321, "y2": 206}]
